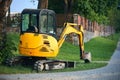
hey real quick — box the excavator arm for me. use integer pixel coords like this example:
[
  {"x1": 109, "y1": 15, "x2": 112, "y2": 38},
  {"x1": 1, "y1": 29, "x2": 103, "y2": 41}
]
[{"x1": 58, "y1": 23, "x2": 85, "y2": 59}]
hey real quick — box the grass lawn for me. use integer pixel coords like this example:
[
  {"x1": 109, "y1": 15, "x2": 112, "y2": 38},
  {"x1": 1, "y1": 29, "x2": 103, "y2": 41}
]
[
  {"x1": 85, "y1": 37, "x2": 117, "y2": 61},
  {"x1": 56, "y1": 33, "x2": 120, "y2": 61},
  {"x1": 0, "y1": 32, "x2": 119, "y2": 74}
]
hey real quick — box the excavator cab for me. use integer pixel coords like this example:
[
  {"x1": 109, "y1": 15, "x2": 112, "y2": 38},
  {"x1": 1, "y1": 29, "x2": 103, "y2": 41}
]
[
  {"x1": 21, "y1": 9, "x2": 56, "y2": 36},
  {"x1": 19, "y1": 9, "x2": 59, "y2": 58}
]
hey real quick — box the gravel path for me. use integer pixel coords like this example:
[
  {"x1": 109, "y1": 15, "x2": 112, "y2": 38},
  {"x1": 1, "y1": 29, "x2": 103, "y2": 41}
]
[{"x1": 0, "y1": 41, "x2": 120, "y2": 80}]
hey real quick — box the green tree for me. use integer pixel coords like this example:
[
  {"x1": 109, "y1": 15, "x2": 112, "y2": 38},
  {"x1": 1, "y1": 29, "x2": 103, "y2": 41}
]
[
  {"x1": 48, "y1": 0, "x2": 65, "y2": 13},
  {"x1": 108, "y1": 8, "x2": 120, "y2": 32},
  {"x1": 73, "y1": 0, "x2": 119, "y2": 25}
]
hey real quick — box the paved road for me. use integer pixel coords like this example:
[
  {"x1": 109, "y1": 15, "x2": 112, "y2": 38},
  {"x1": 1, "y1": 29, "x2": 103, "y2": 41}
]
[{"x1": 0, "y1": 41, "x2": 120, "y2": 80}]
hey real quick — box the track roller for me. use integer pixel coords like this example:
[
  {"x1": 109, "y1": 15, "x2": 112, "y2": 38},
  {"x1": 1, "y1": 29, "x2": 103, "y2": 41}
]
[
  {"x1": 34, "y1": 60, "x2": 45, "y2": 72},
  {"x1": 5, "y1": 56, "x2": 22, "y2": 66}
]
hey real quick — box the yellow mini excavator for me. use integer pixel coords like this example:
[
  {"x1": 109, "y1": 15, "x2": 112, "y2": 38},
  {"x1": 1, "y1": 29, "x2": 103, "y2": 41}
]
[{"x1": 6, "y1": 9, "x2": 91, "y2": 71}]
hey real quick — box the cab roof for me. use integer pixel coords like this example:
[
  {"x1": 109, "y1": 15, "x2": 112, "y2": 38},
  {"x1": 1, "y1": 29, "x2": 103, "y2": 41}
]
[{"x1": 21, "y1": 9, "x2": 55, "y2": 15}]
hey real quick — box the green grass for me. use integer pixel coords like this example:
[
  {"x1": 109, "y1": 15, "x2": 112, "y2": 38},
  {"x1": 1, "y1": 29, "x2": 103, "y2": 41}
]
[
  {"x1": 85, "y1": 37, "x2": 116, "y2": 61},
  {"x1": 0, "y1": 32, "x2": 119, "y2": 74},
  {"x1": 55, "y1": 42, "x2": 80, "y2": 61},
  {"x1": 0, "y1": 65, "x2": 32, "y2": 74},
  {"x1": 0, "y1": 62, "x2": 107, "y2": 74}
]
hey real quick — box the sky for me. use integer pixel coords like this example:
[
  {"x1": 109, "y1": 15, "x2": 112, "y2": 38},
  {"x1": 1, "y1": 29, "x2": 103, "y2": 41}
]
[{"x1": 11, "y1": 0, "x2": 38, "y2": 12}]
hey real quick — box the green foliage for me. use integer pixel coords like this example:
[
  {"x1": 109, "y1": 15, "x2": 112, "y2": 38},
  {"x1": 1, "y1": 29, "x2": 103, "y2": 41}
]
[
  {"x1": 108, "y1": 9, "x2": 120, "y2": 32},
  {"x1": 73, "y1": 0, "x2": 119, "y2": 25},
  {"x1": 0, "y1": 33, "x2": 19, "y2": 64},
  {"x1": 49, "y1": 0, "x2": 64, "y2": 13},
  {"x1": 11, "y1": 14, "x2": 21, "y2": 27}
]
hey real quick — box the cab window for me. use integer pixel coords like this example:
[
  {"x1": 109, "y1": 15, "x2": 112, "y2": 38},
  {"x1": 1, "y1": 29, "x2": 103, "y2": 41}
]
[
  {"x1": 48, "y1": 14, "x2": 54, "y2": 34},
  {"x1": 40, "y1": 14, "x2": 55, "y2": 34},
  {"x1": 40, "y1": 14, "x2": 47, "y2": 33},
  {"x1": 21, "y1": 14, "x2": 38, "y2": 33}
]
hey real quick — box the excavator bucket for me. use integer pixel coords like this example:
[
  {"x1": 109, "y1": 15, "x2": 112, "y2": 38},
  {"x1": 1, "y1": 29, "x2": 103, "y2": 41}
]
[{"x1": 83, "y1": 52, "x2": 91, "y2": 63}]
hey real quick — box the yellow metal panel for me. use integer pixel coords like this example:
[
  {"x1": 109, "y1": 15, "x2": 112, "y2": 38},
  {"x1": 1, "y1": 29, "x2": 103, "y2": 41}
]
[{"x1": 19, "y1": 33, "x2": 59, "y2": 57}]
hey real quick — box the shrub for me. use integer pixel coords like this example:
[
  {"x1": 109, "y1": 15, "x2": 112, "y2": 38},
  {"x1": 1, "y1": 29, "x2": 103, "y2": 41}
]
[{"x1": 0, "y1": 33, "x2": 19, "y2": 64}]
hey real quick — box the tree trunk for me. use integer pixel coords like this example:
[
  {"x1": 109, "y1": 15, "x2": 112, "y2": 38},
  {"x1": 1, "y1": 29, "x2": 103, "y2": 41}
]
[
  {"x1": 64, "y1": 0, "x2": 74, "y2": 14},
  {"x1": 64, "y1": 0, "x2": 74, "y2": 44},
  {"x1": 7, "y1": 7, "x2": 11, "y2": 27},
  {"x1": 64, "y1": 0, "x2": 74, "y2": 22},
  {"x1": 37, "y1": 0, "x2": 48, "y2": 9},
  {"x1": 0, "y1": 0, "x2": 12, "y2": 50}
]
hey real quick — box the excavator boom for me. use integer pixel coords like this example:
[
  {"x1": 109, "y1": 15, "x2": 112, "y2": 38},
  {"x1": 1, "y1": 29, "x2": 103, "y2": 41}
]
[{"x1": 58, "y1": 23, "x2": 84, "y2": 59}]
